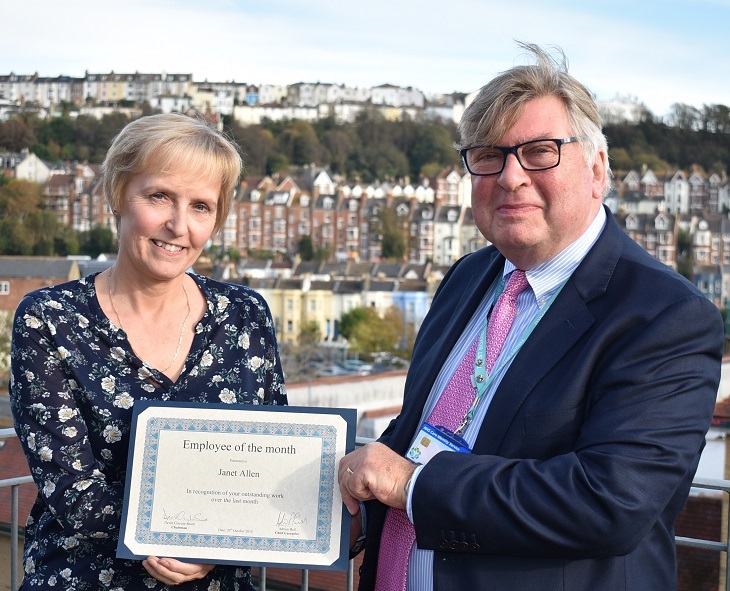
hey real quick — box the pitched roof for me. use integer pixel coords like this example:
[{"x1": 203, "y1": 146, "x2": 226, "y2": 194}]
[
  {"x1": 77, "y1": 259, "x2": 115, "y2": 276},
  {"x1": 0, "y1": 256, "x2": 79, "y2": 279}
]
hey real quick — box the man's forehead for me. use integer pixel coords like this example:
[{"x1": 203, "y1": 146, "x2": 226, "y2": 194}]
[{"x1": 492, "y1": 98, "x2": 571, "y2": 145}]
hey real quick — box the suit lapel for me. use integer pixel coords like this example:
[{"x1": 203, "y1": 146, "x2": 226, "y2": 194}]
[
  {"x1": 473, "y1": 282, "x2": 595, "y2": 452},
  {"x1": 473, "y1": 210, "x2": 624, "y2": 453},
  {"x1": 391, "y1": 250, "x2": 503, "y2": 452}
]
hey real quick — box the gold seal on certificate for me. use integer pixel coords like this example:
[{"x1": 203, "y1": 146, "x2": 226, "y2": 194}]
[{"x1": 117, "y1": 402, "x2": 356, "y2": 570}]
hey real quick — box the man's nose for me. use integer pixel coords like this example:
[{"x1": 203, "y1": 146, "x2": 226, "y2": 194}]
[{"x1": 497, "y1": 153, "x2": 530, "y2": 192}]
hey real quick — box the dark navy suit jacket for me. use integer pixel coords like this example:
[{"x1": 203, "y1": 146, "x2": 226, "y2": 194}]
[{"x1": 358, "y1": 210, "x2": 724, "y2": 591}]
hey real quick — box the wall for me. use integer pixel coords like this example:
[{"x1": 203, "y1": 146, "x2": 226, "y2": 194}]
[{"x1": 286, "y1": 370, "x2": 407, "y2": 436}]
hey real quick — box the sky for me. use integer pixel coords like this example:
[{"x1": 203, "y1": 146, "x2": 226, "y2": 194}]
[{"x1": 3, "y1": 0, "x2": 729, "y2": 119}]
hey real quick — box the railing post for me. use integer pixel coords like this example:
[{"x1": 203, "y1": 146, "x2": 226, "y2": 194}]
[
  {"x1": 725, "y1": 494, "x2": 730, "y2": 591},
  {"x1": 347, "y1": 556, "x2": 355, "y2": 590},
  {"x1": 11, "y1": 484, "x2": 20, "y2": 591},
  {"x1": 258, "y1": 566, "x2": 266, "y2": 591}
]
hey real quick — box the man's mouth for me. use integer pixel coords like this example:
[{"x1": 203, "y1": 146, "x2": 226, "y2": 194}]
[{"x1": 152, "y1": 240, "x2": 184, "y2": 253}]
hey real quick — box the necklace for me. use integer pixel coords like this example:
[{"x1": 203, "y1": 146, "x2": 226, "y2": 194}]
[{"x1": 107, "y1": 266, "x2": 191, "y2": 373}]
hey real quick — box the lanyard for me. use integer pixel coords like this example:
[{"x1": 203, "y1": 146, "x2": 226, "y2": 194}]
[{"x1": 454, "y1": 276, "x2": 566, "y2": 435}]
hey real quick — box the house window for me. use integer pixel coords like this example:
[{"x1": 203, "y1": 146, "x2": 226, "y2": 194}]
[{"x1": 0, "y1": 281, "x2": 9, "y2": 295}]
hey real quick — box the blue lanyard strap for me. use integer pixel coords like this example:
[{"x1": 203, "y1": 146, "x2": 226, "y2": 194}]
[{"x1": 454, "y1": 278, "x2": 566, "y2": 435}]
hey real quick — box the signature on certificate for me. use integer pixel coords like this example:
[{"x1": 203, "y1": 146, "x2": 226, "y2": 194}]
[
  {"x1": 276, "y1": 511, "x2": 308, "y2": 527},
  {"x1": 162, "y1": 508, "x2": 208, "y2": 522}
]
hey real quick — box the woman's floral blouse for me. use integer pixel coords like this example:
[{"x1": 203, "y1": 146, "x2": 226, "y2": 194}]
[{"x1": 10, "y1": 273, "x2": 287, "y2": 591}]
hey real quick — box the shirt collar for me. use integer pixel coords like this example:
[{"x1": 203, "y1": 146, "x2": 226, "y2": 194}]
[{"x1": 504, "y1": 206, "x2": 607, "y2": 307}]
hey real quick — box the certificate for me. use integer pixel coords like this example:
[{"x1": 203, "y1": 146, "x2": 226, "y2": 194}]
[{"x1": 116, "y1": 401, "x2": 356, "y2": 570}]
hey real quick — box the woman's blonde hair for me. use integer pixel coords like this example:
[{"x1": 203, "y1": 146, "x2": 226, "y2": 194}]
[
  {"x1": 458, "y1": 42, "x2": 612, "y2": 195},
  {"x1": 101, "y1": 113, "x2": 242, "y2": 233}
]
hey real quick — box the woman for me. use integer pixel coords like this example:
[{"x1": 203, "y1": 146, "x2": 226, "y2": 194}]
[{"x1": 10, "y1": 113, "x2": 287, "y2": 590}]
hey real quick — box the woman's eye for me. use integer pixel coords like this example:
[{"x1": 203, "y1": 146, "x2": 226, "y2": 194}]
[{"x1": 150, "y1": 192, "x2": 166, "y2": 200}]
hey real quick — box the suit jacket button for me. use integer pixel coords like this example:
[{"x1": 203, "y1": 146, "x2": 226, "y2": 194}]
[
  {"x1": 470, "y1": 543, "x2": 480, "y2": 552},
  {"x1": 449, "y1": 540, "x2": 459, "y2": 550},
  {"x1": 459, "y1": 542, "x2": 469, "y2": 551}
]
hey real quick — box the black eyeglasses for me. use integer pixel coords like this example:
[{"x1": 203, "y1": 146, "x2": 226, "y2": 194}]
[{"x1": 460, "y1": 137, "x2": 579, "y2": 176}]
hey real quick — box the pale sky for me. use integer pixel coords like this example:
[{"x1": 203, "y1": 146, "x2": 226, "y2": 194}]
[{"x1": 3, "y1": 0, "x2": 729, "y2": 118}]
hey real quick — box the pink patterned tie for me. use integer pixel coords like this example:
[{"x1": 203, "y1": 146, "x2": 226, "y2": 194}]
[
  {"x1": 374, "y1": 269, "x2": 528, "y2": 591},
  {"x1": 486, "y1": 270, "x2": 529, "y2": 373}
]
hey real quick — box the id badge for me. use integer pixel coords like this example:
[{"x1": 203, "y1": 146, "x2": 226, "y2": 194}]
[{"x1": 406, "y1": 423, "x2": 471, "y2": 465}]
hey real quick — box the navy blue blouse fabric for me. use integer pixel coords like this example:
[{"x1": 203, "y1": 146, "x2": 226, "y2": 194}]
[{"x1": 10, "y1": 273, "x2": 287, "y2": 591}]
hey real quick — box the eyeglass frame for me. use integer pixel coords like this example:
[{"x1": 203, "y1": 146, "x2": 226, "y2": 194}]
[{"x1": 460, "y1": 137, "x2": 579, "y2": 176}]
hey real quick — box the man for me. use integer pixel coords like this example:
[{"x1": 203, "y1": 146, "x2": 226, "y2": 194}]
[{"x1": 338, "y1": 43, "x2": 724, "y2": 591}]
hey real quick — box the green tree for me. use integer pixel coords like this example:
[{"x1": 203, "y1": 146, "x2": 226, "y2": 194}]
[
  {"x1": 94, "y1": 113, "x2": 130, "y2": 161},
  {"x1": 677, "y1": 229, "x2": 693, "y2": 281},
  {"x1": 323, "y1": 128, "x2": 355, "y2": 174},
  {"x1": 348, "y1": 306, "x2": 403, "y2": 355},
  {"x1": 339, "y1": 307, "x2": 372, "y2": 340},
  {"x1": 359, "y1": 143, "x2": 409, "y2": 181},
  {"x1": 0, "y1": 217, "x2": 34, "y2": 254},
  {"x1": 279, "y1": 120, "x2": 324, "y2": 166},
  {"x1": 0, "y1": 178, "x2": 42, "y2": 218},
  {"x1": 666, "y1": 103, "x2": 701, "y2": 131},
  {"x1": 379, "y1": 207, "x2": 407, "y2": 260},
  {"x1": 28, "y1": 211, "x2": 63, "y2": 255},
  {"x1": 607, "y1": 147, "x2": 632, "y2": 173},
  {"x1": 0, "y1": 310, "x2": 12, "y2": 379},
  {"x1": 298, "y1": 235, "x2": 314, "y2": 261},
  {"x1": 38, "y1": 117, "x2": 75, "y2": 151},
  {"x1": 299, "y1": 321, "x2": 322, "y2": 346},
  {"x1": 80, "y1": 226, "x2": 117, "y2": 257},
  {"x1": 0, "y1": 116, "x2": 36, "y2": 151},
  {"x1": 409, "y1": 123, "x2": 460, "y2": 178},
  {"x1": 233, "y1": 123, "x2": 277, "y2": 176}
]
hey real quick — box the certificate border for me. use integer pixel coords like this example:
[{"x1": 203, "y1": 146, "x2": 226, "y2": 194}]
[{"x1": 117, "y1": 401, "x2": 356, "y2": 571}]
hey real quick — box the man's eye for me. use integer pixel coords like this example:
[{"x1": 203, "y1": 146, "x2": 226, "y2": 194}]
[
  {"x1": 523, "y1": 143, "x2": 557, "y2": 156},
  {"x1": 472, "y1": 149, "x2": 501, "y2": 162}
]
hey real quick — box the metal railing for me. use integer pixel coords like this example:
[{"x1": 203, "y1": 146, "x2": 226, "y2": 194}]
[
  {"x1": 1, "y1": 428, "x2": 33, "y2": 591},
  {"x1": 2, "y1": 428, "x2": 730, "y2": 591}
]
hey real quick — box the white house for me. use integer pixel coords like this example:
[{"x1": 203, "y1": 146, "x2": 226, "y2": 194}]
[{"x1": 14, "y1": 151, "x2": 51, "y2": 184}]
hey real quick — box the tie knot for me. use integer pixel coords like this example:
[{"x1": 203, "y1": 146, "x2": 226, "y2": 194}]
[{"x1": 503, "y1": 269, "x2": 529, "y2": 298}]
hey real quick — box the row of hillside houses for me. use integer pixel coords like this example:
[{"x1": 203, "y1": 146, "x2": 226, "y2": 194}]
[
  {"x1": 1, "y1": 154, "x2": 483, "y2": 265},
  {"x1": 0, "y1": 71, "x2": 461, "y2": 124},
  {"x1": 3, "y1": 150, "x2": 730, "y2": 303},
  {"x1": 0, "y1": 71, "x2": 649, "y2": 126},
  {"x1": 0, "y1": 72, "x2": 430, "y2": 110},
  {"x1": 616, "y1": 167, "x2": 728, "y2": 215}
]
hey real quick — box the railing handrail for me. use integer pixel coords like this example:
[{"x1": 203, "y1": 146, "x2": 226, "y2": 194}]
[{"x1": 3, "y1": 429, "x2": 730, "y2": 591}]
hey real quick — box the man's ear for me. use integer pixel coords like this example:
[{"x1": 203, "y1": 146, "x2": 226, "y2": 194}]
[{"x1": 592, "y1": 151, "x2": 609, "y2": 200}]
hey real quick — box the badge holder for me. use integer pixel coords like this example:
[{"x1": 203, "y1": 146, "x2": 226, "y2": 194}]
[{"x1": 407, "y1": 423, "x2": 471, "y2": 465}]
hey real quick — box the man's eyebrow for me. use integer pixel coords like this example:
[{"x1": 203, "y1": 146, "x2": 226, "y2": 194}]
[{"x1": 495, "y1": 133, "x2": 558, "y2": 146}]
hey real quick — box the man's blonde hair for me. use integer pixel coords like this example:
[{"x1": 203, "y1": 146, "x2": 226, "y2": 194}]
[{"x1": 458, "y1": 42, "x2": 612, "y2": 194}]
